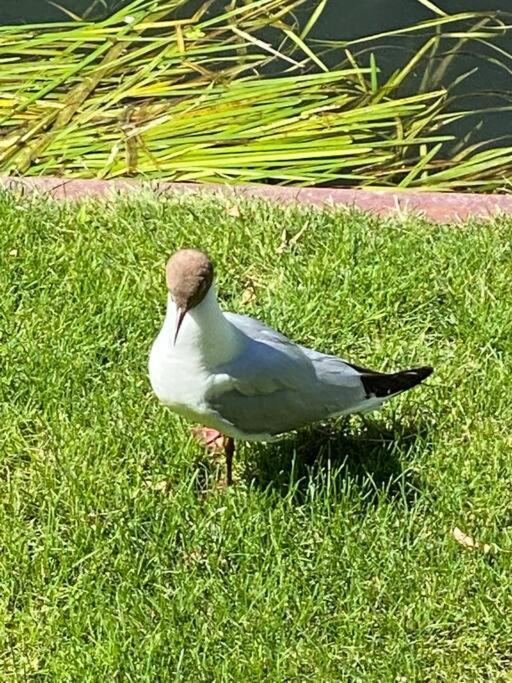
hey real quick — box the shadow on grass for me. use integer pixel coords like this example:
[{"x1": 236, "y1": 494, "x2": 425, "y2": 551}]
[{"x1": 242, "y1": 415, "x2": 433, "y2": 506}]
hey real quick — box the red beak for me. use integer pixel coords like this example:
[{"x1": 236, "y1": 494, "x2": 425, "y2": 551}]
[{"x1": 173, "y1": 307, "x2": 187, "y2": 345}]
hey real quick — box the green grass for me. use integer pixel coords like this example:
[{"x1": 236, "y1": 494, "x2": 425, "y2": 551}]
[{"x1": 1, "y1": 190, "x2": 512, "y2": 681}]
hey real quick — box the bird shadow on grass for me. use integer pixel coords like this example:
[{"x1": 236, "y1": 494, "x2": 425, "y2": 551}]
[{"x1": 242, "y1": 414, "x2": 433, "y2": 507}]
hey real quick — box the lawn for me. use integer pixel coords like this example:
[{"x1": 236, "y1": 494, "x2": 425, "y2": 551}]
[{"x1": 1, "y1": 190, "x2": 511, "y2": 681}]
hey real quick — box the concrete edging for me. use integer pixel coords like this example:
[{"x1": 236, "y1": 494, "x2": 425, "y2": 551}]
[{"x1": 2, "y1": 176, "x2": 512, "y2": 221}]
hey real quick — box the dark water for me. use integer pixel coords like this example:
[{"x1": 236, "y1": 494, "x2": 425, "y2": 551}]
[
  {"x1": 0, "y1": 0, "x2": 124, "y2": 23},
  {"x1": 2, "y1": 0, "x2": 510, "y2": 145}
]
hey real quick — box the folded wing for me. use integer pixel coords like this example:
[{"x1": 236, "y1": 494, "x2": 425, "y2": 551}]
[{"x1": 208, "y1": 313, "x2": 369, "y2": 436}]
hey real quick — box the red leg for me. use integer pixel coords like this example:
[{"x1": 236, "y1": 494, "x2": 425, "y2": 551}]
[
  {"x1": 191, "y1": 427, "x2": 235, "y2": 486},
  {"x1": 224, "y1": 437, "x2": 235, "y2": 486},
  {"x1": 190, "y1": 426, "x2": 224, "y2": 452}
]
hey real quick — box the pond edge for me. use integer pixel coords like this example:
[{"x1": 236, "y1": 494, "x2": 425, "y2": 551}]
[{"x1": 2, "y1": 176, "x2": 512, "y2": 222}]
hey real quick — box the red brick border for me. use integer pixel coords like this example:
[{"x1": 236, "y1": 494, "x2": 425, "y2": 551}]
[{"x1": 2, "y1": 176, "x2": 512, "y2": 222}]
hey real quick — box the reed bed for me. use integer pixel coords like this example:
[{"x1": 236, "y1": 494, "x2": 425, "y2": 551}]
[{"x1": 0, "y1": 0, "x2": 511, "y2": 190}]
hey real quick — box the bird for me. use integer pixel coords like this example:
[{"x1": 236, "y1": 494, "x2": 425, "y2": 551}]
[{"x1": 149, "y1": 248, "x2": 433, "y2": 485}]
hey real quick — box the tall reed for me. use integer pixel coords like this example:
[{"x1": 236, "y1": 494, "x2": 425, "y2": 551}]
[{"x1": 0, "y1": 0, "x2": 510, "y2": 190}]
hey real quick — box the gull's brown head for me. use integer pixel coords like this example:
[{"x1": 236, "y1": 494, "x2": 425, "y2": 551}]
[{"x1": 165, "y1": 249, "x2": 214, "y2": 344}]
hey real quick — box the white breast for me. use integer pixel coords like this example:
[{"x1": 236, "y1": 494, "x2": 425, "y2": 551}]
[
  {"x1": 149, "y1": 339, "x2": 204, "y2": 409},
  {"x1": 148, "y1": 286, "x2": 244, "y2": 430}
]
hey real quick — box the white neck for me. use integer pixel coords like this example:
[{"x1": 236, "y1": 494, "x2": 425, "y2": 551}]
[{"x1": 160, "y1": 285, "x2": 241, "y2": 366}]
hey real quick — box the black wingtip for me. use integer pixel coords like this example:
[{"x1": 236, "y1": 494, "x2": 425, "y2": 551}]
[
  {"x1": 414, "y1": 365, "x2": 434, "y2": 381},
  {"x1": 361, "y1": 365, "x2": 434, "y2": 399}
]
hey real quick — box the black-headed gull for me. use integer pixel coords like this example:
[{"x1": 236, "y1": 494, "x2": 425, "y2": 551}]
[{"x1": 149, "y1": 249, "x2": 433, "y2": 484}]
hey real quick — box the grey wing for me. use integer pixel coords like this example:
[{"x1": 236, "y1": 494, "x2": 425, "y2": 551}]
[{"x1": 210, "y1": 313, "x2": 368, "y2": 436}]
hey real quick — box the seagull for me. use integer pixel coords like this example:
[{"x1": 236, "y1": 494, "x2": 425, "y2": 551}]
[{"x1": 149, "y1": 249, "x2": 433, "y2": 485}]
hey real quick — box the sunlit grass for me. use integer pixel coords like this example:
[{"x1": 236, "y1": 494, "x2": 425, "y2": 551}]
[{"x1": 1, "y1": 191, "x2": 512, "y2": 679}]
